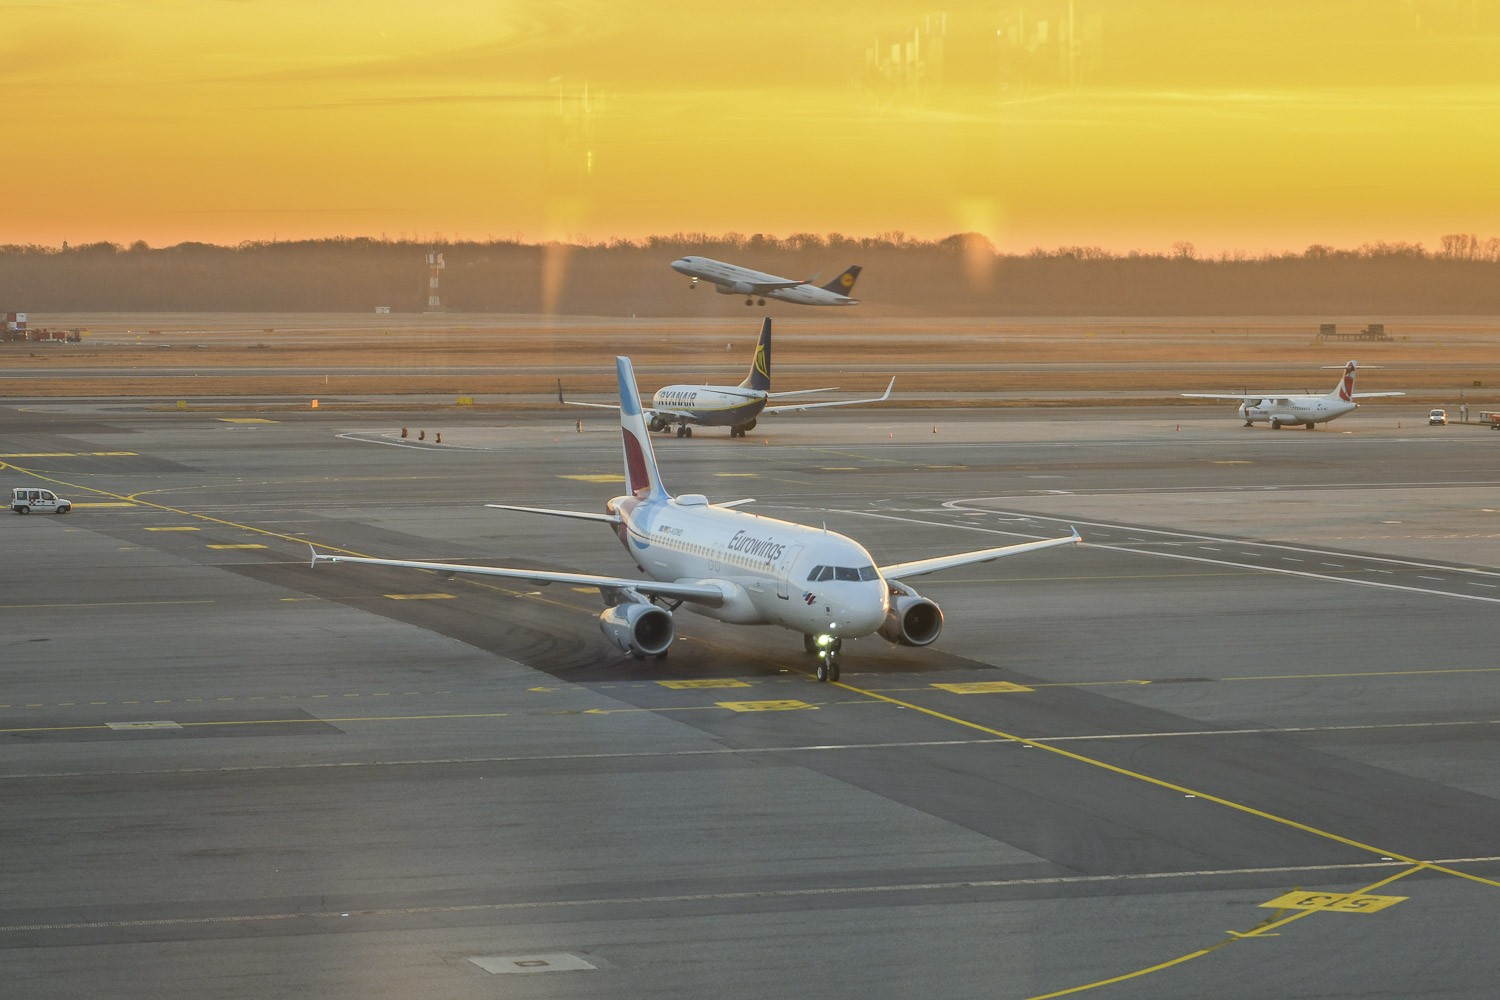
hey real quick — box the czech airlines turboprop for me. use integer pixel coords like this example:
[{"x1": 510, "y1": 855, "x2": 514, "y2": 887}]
[
  {"x1": 558, "y1": 318, "x2": 893, "y2": 438},
  {"x1": 670, "y1": 255, "x2": 861, "y2": 306},
  {"x1": 313, "y1": 356, "x2": 1078, "y2": 681},
  {"x1": 1181, "y1": 360, "x2": 1404, "y2": 429}
]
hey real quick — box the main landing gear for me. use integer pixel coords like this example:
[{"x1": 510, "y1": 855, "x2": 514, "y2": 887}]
[
  {"x1": 675, "y1": 424, "x2": 693, "y2": 438},
  {"x1": 745, "y1": 297, "x2": 765, "y2": 306},
  {"x1": 805, "y1": 633, "x2": 842, "y2": 683}
]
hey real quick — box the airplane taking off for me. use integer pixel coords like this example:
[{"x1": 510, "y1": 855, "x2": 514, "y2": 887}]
[
  {"x1": 558, "y1": 318, "x2": 893, "y2": 438},
  {"x1": 313, "y1": 356, "x2": 1079, "y2": 681},
  {"x1": 670, "y1": 255, "x2": 861, "y2": 306},
  {"x1": 1182, "y1": 360, "x2": 1404, "y2": 429}
]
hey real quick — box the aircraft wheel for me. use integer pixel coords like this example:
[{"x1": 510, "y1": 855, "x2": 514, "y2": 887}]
[
  {"x1": 757, "y1": 298, "x2": 766, "y2": 306},
  {"x1": 683, "y1": 426, "x2": 692, "y2": 438},
  {"x1": 1271, "y1": 419, "x2": 1282, "y2": 430},
  {"x1": 745, "y1": 298, "x2": 754, "y2": 306},
  {"x1": 828, "y1": 659, "x2": 841, "y2": 682},
  {"x1": 1305, "y1": 423, "x2": 1315, "y2": 430},
  {"x1": 803, "y1": 634, "x2": 818, "y2": 654},
  {"x1": 815, "y1": 661, "x2": 829, "y2": 683}
]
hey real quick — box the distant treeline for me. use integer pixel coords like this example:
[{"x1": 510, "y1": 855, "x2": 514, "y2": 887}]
[{"x1": 4, "y1": 233, "x2": 1500, "y2": 315}]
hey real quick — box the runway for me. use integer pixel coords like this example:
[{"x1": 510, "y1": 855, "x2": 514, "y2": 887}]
[{"x1": 3, "y1": 401, "x2": 1499, "y2": 999}]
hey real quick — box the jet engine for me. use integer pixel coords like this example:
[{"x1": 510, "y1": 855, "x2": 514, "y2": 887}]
[
  {"x1": 878, "y1": 591, "x2": 944, "y2": 647},
  {"x1": 739, "y1": 418, "x2": 757, "y2": 432},
  {"x1": 716, "y1": 281, "x2": 754, "y2": 296},
  {"x1": 598, "y1": 602, "x2": 675, "y2": 658}
]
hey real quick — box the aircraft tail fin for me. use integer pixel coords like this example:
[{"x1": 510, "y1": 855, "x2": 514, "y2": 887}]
[
  {"x1": 1331, "y1": 360, "x2": 1357, "y2": 402},
  {"x1": 738, "y1": 318, "x2": 772, "y2": 392},
  {"x1": 819, "y1": 265, "x2": 861, "y2": 296},
  {"x1": 616, "y1": 357, "x2": 670, "y2": 501}
]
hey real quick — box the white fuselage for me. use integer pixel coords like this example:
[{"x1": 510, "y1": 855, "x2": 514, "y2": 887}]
[
  {"x1": 1240, "y1": 396, "x2": 1356, "y2": 427},
  {"x1": 652, "y1": 384, "x2": 766, "y2": 427},
  {"x1": 670, "y1": 256, "x2": 857, "y2": 306},
  {"x1": 608, "y1": 492, "x2": 888, "y2": 636}
]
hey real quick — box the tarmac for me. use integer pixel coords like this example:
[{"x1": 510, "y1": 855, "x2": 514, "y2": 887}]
[{"x1": 3, "y1": 399, "x2": 1499, "y2": 999}]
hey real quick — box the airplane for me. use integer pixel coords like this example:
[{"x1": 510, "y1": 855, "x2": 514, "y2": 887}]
[
  {"x1": 670, "y1": 255, "x2": 861, "y2": 306},
  {"x1": 1181, "y1": 360, "x2": 1404, "y2": 429},
  {"x1": 312, "y1": 356, "x2": 1080, "y2": 682},
  {"x1": 558, "y1": 317, "x2": 893, "y2": 438}
]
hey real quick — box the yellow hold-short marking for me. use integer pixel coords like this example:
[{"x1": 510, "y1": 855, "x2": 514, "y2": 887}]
[
  {"x1": 146, "y1": 526, "x2": 201, "y2": 532},
  {"x1": 207, "y1": 543, "x2": 268, "y2": 550},
  {"x1": 383, "y1": 593, "x2": 457, "y2": 601},
  {"x1": 659, "y1": 679, "x2": 750, "y2": 689},
  {"x1": 560, "y1": 474, "x2": 626, "y2": 483},
  {"x1": 218, "y1": 418, "x2": 279, "y2": 424},
  {"x1": 717, "y1": 699, "x2": 814, "y2": 712},
  {"x1": 932, "y1": 681, "x2": 1035, "y2": 694}
]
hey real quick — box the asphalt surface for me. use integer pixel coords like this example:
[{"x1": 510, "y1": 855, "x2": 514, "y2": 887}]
[{"x1": 3, "y1": 399, "x2": 1499, "y2": 999}]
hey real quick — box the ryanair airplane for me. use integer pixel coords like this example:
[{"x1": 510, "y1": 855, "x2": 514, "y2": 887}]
[
  {"x1": 559, "y1": 318, "x2": 892, "y2": 438},
  {"x1": 314, "y1": 356, "x2": 1078, "y2": 681}
]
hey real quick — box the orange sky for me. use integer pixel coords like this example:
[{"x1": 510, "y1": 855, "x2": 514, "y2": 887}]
[{"x1": 6, "y1": 1, "x2": 1500, "y2": 254}]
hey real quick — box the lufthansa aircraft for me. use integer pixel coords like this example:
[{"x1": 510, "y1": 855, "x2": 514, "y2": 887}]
[
  {"x1": 558, "y1": 318, "x2": 893, "y2": 438},
  {"x1": 313, "y1": 356, "x2": 1078, "y2": 681},
  {"x1": 670, "y1": 255, "x2": 861, "y2": 306},
  {"x1": 1182, "y1": 360, "x2": 1404, "y2": 429}
]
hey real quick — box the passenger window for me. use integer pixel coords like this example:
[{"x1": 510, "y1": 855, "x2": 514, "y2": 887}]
[{"x1": 835, "y1": 567, "x2": 860, "y2": 581}]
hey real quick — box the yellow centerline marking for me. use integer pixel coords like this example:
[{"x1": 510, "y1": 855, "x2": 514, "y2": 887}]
[
  {"x1": 0, "y1": 452, "x2": 138, "y2": 458},
  {"x1": 145, "y1": 526, "x2": 201, "y2": 532},
  {"x1": 382, "y1": 593, "x2": 456, "y2": 601},
  {"x1": 71, "y1": 501, "x2": 137, "y2": 508},
  {"x1": 1023, "y1": 866, "x2": 1423, "y2": 1000},
  {"x1": 832, "y1": 676, "x2": 1500, "y2": 890},
  {"x1": 218, "y1": 418, "x2": 279, "y2": 424},
  {"x1": 0, "y1": 599, "x2": 215, "y2": 610},
  {"x1": 206, "y1": 543, "x2": 268, "y2": 550},
  {"x1": 559, "y1": 474, "x2": 625, "y2": 483}
]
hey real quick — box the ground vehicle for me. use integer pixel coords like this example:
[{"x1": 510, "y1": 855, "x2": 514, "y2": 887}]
[
  {"x1": 1429, "y1": 409, "x2": 1448, "y2": 426},
  {"x1": 10, "y1": 487, "x2": 71, "y2": 514}
]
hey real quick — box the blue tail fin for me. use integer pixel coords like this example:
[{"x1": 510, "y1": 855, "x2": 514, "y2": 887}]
[
  {"x1": 616, "y1": 357, "x2": 670, "y2": 501},
  {"x1": 738, "y1": 318, "x2": 772, "y2": 392},
  {"x1": 820, "y1": 265, "x2": 861, "y2": 296}
]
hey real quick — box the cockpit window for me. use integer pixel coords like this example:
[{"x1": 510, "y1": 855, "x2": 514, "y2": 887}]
[
  {"x1": 834, "y1": 567, "x2": 860, "y2": 581},
  {"x1": 859, "y1": 566, "x2": 879, "y2": 581},
  {"x1": 807, "y1": 566, "x2": 824, "y2": 582},
  {"x1": 817, "y1": 566, "x2": 834, "y2": 582}
]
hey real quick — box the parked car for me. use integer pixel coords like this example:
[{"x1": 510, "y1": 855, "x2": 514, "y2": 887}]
[{"x1": 1429, "y1": 409, "x2": 1448, "y2": 426}]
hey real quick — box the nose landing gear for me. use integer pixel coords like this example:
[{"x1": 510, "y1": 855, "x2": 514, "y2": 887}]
[{"x1": 806, "y1": 633, "x2": 842, "y2": 682}]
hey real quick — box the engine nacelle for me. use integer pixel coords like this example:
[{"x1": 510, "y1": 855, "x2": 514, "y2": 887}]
[
  {"x1": 598, "y1": 602, "x2": 675, "y2": 657},
  {"x1": 878, "y1": 593, "x2": 944, "y2": 647},
  {"x1": 716, "y1": 280, "x2": 754, "y2": 296},
  {"x1": 738, "y1": 417, "x2": 757, "y2": 432}
]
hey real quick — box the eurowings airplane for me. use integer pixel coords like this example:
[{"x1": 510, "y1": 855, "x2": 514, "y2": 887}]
[
  {"x1": 1182, "y1": 360, "x2": 1404, "y2": 429},
  {"x1": 558, "y1": 318, "x2": 893, "y2": 438},
  {"x1": 313, "y1": 356, "x2": 1078, "y2": 682},
  {"x1": 670, "y1": 255, "x2": 861, "y2": 306}
]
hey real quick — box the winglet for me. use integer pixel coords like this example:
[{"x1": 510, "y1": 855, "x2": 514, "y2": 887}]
[
  {"x1": 557, "y1": 379, "x2": 565, "y2": 405},
  {"x1": 880, "y1": 376, "x2": 895, "y2": 401},
  {"x1": 1070, "y1": 524, "x2": 1083, "y2": 543}
]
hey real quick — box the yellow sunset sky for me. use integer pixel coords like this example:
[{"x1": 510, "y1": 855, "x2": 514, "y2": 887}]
[{"x1": 6, "y1": 0, "x2": 1500, "y2": 253}]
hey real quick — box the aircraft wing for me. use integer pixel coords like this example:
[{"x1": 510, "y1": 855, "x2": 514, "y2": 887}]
[
  {"x1": 309, "y1": 547, "x2": 727, "y2": 607},
  {"x1": 558, "y1": 380, "x2": 620, "y2": 410},
  {"x1": 766, "y1": 387, "x2": 840, "y2": 398},
  {"x1": 1180, "y1": 392, "x2": 1284, "y2": 400},
  {"x1": 486, "y1": 503, "x2": 620, "y2": 524},
  {"x1": 746, "y1": 279, "x2": 806, "y2": 292},
  {"x1": 879, "y1": 529, "x2": 1081, "y2": 582},
  {"x1": 764, "y1": 377, "x2": 894, "y2": 413},
  {"x1": 1352, "y1": 392, "x2": 1405, "y2": 398}
]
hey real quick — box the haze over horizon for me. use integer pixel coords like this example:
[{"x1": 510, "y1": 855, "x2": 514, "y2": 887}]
[{"x1": 8, "y1": 1, "x2": 1500, "y2": 255}]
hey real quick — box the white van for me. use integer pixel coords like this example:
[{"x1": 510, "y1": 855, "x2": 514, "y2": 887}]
[
  {"x1": 10, "y1": 487, "x2": 72, "y2": 514},
  {"x1": 1429, "y1": 409, "x2": 1448, "y2": 426}
]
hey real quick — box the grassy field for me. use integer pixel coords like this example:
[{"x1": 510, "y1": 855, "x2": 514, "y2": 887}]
[{"x1": 3, "y1": 313, "x2": 1495, "y2": 407}]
